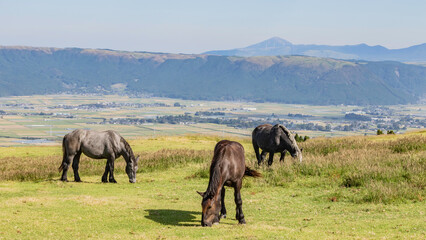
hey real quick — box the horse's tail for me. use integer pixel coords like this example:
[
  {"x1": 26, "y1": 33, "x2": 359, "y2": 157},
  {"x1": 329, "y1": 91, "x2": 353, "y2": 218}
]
[
  {"x1": 244, "y1": 166, "x2": 262, "y2": 178},
  {"x1": 58, "y1": 137, "x2": 67, "y2": 172}
]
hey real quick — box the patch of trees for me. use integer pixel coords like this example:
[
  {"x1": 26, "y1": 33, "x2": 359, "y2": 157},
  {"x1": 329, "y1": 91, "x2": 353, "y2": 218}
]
[
  {"x1": 288, "y1": 113, "x2": 313, "y2": 118},
  {"x1": 334, "y1": 122, "x2": 369, "y2": 132},
  {"x1": 377, "y1": 129, "x2": 395, "y2": 135},
  {"x1": 195, "y1": 111, "x2": 225, "y2": 116},
  {"x1": 294, "y1": 133, "x2": 310, "y2": 142}
]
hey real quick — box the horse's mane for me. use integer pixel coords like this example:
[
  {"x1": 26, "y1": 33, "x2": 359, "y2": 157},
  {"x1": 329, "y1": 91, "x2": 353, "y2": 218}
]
[
  {"x1": 278, "y1": 124, "x2": 297, "y2": 143},
  {"x1": 205, "y1": 147, "x2": 224, "y2": 198},
  {"x1": 278, "y1": 124, "x2": 291, "y2": 138},
  {"x1": 206, "y1": 164, "x2": 221, "y2": 198},
  {"x1": 120, "y1": 137, "x2": 135, "y2": 160}
]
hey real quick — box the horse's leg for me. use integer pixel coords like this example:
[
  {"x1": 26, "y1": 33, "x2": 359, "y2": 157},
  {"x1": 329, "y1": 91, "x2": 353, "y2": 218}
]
[
  {"x1": 253, "y1": 141, "x2": 261, "y2": 165},
  {"x1": 234, "y1": 180, "x2": 246, "y2": 224},
  {"x1": 102, "y1": 162, "x2": 109, "y2": 183},
  {"x1": 279, "y1": 151, "x2": 286, "y2": 162},
  {"x1": 72, "y1": 151, "x2": 82, "y2": 182},
  {"x1": 108, "y1": 158, "x2": 117, "y2": 183},
  {"x1": 268, "y1": 152, "x2": 275, "y2": 166},
  {"x1": 260, "y1": 150, "x2": 267, "y2": 164},
  {"x1": 60, "y1": 154, "x2": 74, "y2": 182},
  {"x1": 220, "y1": 186, "x2": 227, "y2": 219}
]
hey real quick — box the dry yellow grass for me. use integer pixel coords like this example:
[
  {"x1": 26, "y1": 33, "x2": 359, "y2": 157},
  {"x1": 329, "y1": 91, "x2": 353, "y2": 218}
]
[
  {"x1": 256, "y1": 133, "x2": 425, "y2": 203},
  {"x1": 0, "y1": 133, "x2": 424, "y2": 203}
]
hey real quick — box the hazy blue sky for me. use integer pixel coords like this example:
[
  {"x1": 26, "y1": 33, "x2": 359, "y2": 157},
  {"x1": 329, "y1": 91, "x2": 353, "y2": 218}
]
[{"x1": 0, "y1": 0, "x2": 425, "y2": 53}]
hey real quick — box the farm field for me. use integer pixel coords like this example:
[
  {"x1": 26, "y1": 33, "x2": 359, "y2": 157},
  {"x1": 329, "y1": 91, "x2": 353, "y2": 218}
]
[
  {"x1": 0, "y1": 133, "x2": 425, "y2": 239},
  {"x1": 1, "y1": 94, "x2": 425, "y2": 147}
]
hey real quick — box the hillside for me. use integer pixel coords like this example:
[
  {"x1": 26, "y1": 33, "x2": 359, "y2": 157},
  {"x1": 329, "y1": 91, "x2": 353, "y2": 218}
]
[
  {"x1": 205, "y1": 37, "x2": 426, "y2": 62},
  {"x1": 0, "y1": 46, "x2": 425, "y2": 105}
]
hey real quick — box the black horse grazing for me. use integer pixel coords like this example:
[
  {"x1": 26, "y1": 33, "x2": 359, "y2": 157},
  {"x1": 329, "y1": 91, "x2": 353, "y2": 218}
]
[
  {"x1": 59, "y1": 129, "x2": 139, "y2": 183},
  {"x1": 197, "y1": 140, "x2": 261, "y2": 227},
  {"x1": 252, "y1": 124, "x2": 303, "y2": 166}
]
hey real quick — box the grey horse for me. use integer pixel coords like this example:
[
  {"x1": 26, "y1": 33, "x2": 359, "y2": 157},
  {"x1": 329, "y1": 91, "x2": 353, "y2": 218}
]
[
  {"x1": 252, "y1": 124, "x2": 303, "y2": 165},
  {"x1": 59, "y1": 129, "x2": 139, "y2": 183}
]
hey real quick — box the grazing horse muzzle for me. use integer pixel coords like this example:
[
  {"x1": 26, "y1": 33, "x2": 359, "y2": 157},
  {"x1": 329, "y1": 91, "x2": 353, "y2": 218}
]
[
  {"x1": 296, "y1": 150, "x2": 303, "y2": 163},
  {"x1": 201, "y1": 217, "x2": 218, "y2": 227},
  {"x1": 202, "y1": 221, "x2": 212, "y2": 227},
  {"x1": 126, "y1": 156, "x2": 139, "y2": 184},
  {"x1": 291, "y1": 152, "x2": 303, "y2": 163}
]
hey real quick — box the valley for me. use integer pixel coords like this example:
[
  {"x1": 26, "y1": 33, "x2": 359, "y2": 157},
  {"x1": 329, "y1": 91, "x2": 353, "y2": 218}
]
[{"x1": 0, "y1": 94, "x2": 424, "y2": 146}]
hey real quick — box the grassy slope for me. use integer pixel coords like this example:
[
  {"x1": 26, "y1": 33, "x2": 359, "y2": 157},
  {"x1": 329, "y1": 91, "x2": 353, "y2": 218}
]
[{"x1": 0, "y1": 133, "x2": 425, "y2": 239}]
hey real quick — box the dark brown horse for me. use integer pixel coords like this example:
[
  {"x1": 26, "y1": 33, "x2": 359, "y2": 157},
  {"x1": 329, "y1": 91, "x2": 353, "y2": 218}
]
[
  {"x1": 252, "y1": 124, "x2": 302, "y2": 166},
  {"x1": 59, "y1": 129, "x2": 139, "y2": 183},
  {"x1": 197, "y1": 140, "x2": 261, "y2": 227}
]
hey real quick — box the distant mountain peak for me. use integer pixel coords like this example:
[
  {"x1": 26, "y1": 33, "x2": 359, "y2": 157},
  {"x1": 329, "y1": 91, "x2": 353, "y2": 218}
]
[
  {"x1": 246, "y1": 37, "x2": 293, "y2": 49},
  {"x1": 204, "y1": 37, "x2": 426, "y2": 62}
]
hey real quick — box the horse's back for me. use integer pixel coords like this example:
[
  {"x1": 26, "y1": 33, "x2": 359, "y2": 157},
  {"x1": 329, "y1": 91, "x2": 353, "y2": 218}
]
[
  {"x1": 214, "y1": 140, "x2": 244, "y2": 157},
  {"x1": 253, "y1": 124, "x2": 273, "y2": 133},
  {"x1": 213, "y1": 140, "x2": 245, "y2": 181},
  {"x1": 252, "y1": 124, "x2": 273, "y2": 139},
  {"x1": 252, "y1": 124, "x2": 274, "y2": 150},
  {"x1": 64, "y1": 129, "x2": 123, "y2": 158},
  {"x1": 63, "y1": 129, "x2": 86, "y2": 153},
  {"x1": 79, "y1": 129, "x2": 121, "y2": 144}
]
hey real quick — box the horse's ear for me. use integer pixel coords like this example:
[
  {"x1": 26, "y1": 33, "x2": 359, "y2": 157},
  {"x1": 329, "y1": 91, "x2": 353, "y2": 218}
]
[
  {"x1": 300, "y1": 148, "x2": 303, "y2": 152},
  {"x1": 196, "y1": 191, "x2": 205, "y2": 197},
  {"x1": 136, "y1": 155, "x2": 140, "y2": 162}
]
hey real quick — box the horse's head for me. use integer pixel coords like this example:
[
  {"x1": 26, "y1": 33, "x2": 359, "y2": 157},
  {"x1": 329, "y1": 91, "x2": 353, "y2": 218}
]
[
  {"x1": 291, "y1": 147, "x2": 303, "y2": 163},
  {"x1": 275, "y1": 125, "x2": 303, "y2": 163},
  {"x1": 285, "y1": 136, "x2": 303, "y2": 163},
  {"x1": 126, "y1": 155, "x2": 139, "y2": 183},
  {"x1": 197, "y1": 191, "x2": 220, "y2": 227}
]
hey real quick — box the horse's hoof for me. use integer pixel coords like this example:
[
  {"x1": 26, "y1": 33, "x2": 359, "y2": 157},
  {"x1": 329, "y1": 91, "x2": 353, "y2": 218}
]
[
  {"x1": 60, "y1": 178, "x2": 68, "y2": 182},
  {"x1": 75, "y1": 179, "x2": 82, "y2": 182},
  {"x1": 220, "y1": 214, "x2": 226, "y2": 219},
  {"x1": 109, "y1": 180, "x2": 117, "y2": 183},
  {"x1": 238, "y1": 219, "x2": 246, "y2": 224}
]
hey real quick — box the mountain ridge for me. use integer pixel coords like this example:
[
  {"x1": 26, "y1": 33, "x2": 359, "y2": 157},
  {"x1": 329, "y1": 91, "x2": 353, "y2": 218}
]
[{"x1": 0, "y1": 46, "x2": 425, "y2": 105}]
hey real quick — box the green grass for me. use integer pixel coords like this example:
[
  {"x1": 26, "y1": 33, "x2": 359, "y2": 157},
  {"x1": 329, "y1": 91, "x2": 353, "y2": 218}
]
[
  {"x1": 0, "y1": 133, "x2": 425, "y2": 239},
  {"x1": 0, "y1": 165, "x2": 424, "y2": 239}
]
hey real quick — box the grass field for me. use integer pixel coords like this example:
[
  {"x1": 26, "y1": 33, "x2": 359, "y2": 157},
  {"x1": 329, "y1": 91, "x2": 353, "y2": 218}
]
[{"x1": 0, "y1": 132, "x2": 425, "y2": 239}]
